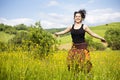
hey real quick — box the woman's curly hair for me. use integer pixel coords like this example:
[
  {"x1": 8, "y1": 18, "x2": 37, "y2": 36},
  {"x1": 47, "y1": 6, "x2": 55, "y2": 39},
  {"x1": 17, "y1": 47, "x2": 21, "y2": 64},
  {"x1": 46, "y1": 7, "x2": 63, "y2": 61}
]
[{"x1": 74, "y1": 9, "x2": 86, "y2": 20}]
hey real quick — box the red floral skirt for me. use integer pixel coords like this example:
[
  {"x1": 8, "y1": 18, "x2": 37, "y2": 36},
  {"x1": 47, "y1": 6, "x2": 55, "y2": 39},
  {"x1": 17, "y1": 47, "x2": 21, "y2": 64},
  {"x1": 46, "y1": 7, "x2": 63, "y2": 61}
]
[{"x1": 67, "y1": 42, "x2": 92, "y2": 73}]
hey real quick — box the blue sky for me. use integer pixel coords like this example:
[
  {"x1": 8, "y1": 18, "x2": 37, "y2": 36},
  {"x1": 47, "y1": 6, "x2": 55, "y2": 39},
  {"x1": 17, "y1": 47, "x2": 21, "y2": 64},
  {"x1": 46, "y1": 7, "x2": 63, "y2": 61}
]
[{"x1": 0, "y1": 0, "x2": 120, "y2": 29}]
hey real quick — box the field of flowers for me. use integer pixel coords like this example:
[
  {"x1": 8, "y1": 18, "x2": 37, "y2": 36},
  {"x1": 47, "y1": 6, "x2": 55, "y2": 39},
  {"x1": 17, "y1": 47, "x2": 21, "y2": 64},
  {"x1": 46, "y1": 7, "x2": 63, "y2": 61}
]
[{"x1": 0, "y1": 50, "x2": 120, "y2": 80}]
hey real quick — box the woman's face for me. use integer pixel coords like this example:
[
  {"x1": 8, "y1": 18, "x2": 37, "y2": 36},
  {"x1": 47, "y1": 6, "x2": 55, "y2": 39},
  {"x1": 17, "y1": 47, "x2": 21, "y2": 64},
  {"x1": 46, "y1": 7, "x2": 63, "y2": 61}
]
[{"x1": 74, "y1": 13, "x2": 82, "y2": 23}]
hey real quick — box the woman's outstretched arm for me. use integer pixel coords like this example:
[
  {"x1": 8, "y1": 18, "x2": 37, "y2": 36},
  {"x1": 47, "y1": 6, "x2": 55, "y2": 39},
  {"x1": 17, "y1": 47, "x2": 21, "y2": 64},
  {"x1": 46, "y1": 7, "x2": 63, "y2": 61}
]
[
  {"x1": 84, "y1": 25, "x2": 106, "y2": 43},
  {"x1": 54, "y1": 26, "x2": 72, "y2": 36}
]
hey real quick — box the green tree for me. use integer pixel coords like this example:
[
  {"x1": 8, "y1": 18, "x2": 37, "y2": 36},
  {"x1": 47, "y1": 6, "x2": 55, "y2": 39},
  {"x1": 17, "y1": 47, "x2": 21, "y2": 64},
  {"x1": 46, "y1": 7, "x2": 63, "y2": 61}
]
[
  {"x1": 8, "y1": 21, "x2": 57, "y2": 58},
  {"x1": 0, "y1": 23, "x2": 5, "y2": 31},
  {"x1": 105, "y1": 28, "x2": 120, "y2": 50},
  {"x1": 30, "y1": 27, "x2": 56, "y2": 57},
  {"x1": 35, "y1": 21, "x2": 42, "y2": 29},
  {"x1": 0, "y1": 24, "x2": 17, "y2": 34},
  {"x1": 15, "y1": 24, "x2": 28, "y2": 30}
]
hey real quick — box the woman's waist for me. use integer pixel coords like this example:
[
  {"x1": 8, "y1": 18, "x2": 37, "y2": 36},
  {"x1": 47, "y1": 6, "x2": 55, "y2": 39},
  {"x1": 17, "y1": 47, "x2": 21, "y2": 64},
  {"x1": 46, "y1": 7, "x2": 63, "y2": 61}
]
[{"x1": 72, "y1": 42, "x2": 88, "y2": 49}]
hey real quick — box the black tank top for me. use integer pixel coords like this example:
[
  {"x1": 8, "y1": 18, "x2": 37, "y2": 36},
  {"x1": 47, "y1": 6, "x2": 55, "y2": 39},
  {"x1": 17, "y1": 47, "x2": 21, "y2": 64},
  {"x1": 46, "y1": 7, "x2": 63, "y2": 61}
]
[{"x1": 70, "y1": 24, "x2": 85, "y2": 43}]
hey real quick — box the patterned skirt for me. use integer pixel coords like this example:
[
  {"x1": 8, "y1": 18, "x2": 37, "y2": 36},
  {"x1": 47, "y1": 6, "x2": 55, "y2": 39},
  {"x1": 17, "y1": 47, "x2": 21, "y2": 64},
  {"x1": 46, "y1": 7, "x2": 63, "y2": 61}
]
[{"x1": 67, "y1": 42, "x2": 92, "y2": 73}]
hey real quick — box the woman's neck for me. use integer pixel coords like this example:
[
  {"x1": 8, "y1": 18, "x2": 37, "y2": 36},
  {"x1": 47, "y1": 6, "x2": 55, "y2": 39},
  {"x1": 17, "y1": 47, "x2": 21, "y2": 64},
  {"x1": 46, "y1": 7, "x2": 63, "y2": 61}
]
[
  {"x1": 74, "y1": 23, "x2": 82, "y2": 29},
  {"x1": 75, "y1": 22, "x2": 82, "y2": 26}
]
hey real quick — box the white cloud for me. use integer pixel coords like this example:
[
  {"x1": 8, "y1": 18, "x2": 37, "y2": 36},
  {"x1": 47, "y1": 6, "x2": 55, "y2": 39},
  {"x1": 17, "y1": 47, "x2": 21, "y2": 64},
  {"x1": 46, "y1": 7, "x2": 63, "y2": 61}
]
[
  {"x1": 0, "y1": 18, "x2": 35, "y2": 26},
  {"x1": 85, "y1": 8, "x2": 120, "y2": 25},
  {"x1": 38, "y1": 12, "x2": 73, "y2": 29},
  {"x1": 1, "y1": 8, "x2": 120, "y2": 29},
  {"x1": 39, "y1": 8, "x2": 120, "y2": 29},
  {"x1": 41, "y1": 20, "x2": 66, "y2": 29},
  {"x1": 38, "y1": 8, "x2": 120, "y2": 28},
  {"x1": 47, "y1": 0, "x2": 59, "y2": 7}
]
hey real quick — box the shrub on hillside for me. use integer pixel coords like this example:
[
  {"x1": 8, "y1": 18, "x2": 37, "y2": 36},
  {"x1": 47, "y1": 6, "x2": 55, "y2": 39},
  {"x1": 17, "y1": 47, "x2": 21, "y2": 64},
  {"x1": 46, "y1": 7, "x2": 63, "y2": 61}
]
[
  {"x1": 29, "y1": 28, "x2": 57, "y2": 57},
  {"x1": 14, "y1": 24, "x2": 28, "y2": 30},
  {"x1": 104, "y1": 28, "x2": 120, "y2": 50},
  {"x1": 4, "y1": 28, "x2": 17, "y2": 34},
  {"x1": 8, "y1": 31, "x2": 30, "y2": 51},
  {"x1": 8, "y1": 23, "x2": 57, "y2": 58}
]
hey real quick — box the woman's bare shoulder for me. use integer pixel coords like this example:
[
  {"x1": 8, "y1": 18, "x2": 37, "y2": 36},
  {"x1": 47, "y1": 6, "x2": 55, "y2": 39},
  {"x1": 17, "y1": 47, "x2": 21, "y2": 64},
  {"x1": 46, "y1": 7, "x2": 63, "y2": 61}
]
[
  {"x1": 83, "y1": 24, "x2": 89, "y2": 30},
  {"x1": 67, "y1": 24, "x2": 73, "y2": 29}
]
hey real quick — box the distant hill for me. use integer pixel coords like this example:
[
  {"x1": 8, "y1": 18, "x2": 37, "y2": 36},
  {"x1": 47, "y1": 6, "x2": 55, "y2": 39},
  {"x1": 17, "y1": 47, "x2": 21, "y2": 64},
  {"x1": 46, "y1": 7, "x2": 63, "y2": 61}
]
[
  {"x1": 89, "y1": 22, "x2": 120, "y2": 37},
  {"x1": 89, "y1": 22, "x2": 120, "y2": 30},
  {"x1": 45, "y1": 28, "x2": 66, "y2": 34},
  {"x1": 46, "y1": 22, "x2": 120, "y2": 33}
]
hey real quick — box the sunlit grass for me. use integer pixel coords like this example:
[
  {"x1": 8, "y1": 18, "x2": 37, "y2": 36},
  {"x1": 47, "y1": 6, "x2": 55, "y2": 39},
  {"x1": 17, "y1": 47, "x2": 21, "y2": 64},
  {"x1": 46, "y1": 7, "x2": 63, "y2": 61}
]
[{"x1": 0, "y1": 50, "x2": 119, "y2": 80}]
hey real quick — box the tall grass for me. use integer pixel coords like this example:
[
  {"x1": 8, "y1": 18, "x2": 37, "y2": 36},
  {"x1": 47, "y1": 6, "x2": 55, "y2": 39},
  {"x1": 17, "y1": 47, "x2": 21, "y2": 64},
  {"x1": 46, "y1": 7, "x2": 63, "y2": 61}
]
[{"x1": 0, "y1": 50, "x2": 119, "y2": 80}]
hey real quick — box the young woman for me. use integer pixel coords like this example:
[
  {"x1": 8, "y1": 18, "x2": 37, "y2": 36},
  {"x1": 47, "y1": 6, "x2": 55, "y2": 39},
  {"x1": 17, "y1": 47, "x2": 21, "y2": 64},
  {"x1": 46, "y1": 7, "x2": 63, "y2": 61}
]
[{"x1": 54, "y1": 9, "x2": 106, "y2": 74}]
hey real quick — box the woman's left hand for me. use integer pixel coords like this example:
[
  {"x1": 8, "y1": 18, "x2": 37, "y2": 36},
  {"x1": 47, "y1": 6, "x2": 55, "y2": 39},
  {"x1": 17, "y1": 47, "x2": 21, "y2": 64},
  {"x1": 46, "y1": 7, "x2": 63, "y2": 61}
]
[
  {"x1": 101, "y1": 38, "x2": 106, "y2": 43},
  {"x1": 101, "y1": 38, "x2": 108, "y2": 47}
]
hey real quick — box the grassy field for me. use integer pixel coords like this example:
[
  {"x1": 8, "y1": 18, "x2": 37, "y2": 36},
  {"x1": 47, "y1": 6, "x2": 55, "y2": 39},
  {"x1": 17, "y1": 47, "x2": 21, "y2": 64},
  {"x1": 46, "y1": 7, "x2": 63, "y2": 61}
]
[{"x1": 0, "y1": 50, "x2": 120, "y2": 80}]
